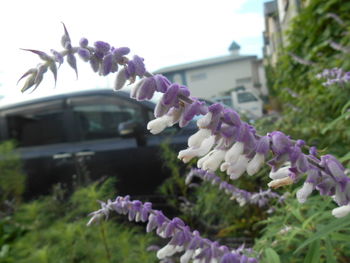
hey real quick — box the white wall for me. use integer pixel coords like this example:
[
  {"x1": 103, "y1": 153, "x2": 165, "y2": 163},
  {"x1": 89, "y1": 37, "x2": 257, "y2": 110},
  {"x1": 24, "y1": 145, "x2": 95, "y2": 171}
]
[{"x1": 185, "y1": 59, "x2": 255, "y2": 99}]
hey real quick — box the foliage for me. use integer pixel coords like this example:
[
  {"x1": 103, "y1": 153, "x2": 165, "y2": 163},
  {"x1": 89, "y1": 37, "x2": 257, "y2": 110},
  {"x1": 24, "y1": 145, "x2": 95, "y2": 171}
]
[
  {"x1": 0, "y1": 141, "x2": 25, "y2": 209},
  {"x1": 254, "y1": 192, "x2": 350, "y2": 263},
  {"x1": 265, "y1": 0, "x2": 350, "y2": 158},
  {"x1": 1, "y1": 179, "x2": 157, "y2": 263}
]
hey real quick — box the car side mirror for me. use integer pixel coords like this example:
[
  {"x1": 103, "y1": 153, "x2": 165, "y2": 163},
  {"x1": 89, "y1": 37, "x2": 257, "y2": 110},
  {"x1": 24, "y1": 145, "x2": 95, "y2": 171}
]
[
  {"x1": 118, "y1": 120, "x2": 147, "y2": 146},
  {"x1": 118, "y1": 120, "x2": 139, "y2": 137}
]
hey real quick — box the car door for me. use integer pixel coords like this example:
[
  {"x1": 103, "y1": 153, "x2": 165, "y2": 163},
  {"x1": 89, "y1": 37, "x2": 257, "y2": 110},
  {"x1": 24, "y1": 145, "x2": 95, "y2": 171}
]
[
  {"x1": 66, "y1": 92, "x2": 164, "y2": 197},
  {"x1": 2, "y1": 98, "x2": 77, "y2": 198}
]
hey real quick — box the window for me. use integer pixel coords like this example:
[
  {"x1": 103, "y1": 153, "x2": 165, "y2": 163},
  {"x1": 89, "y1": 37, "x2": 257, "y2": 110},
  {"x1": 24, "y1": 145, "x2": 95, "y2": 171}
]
[
  {"x1": 190, "y1": 72, "x2": 207, "y2": 81},
  {"x1": 236, "y1": 77, "x2": 252, "y2": 85},
  {"x1": 6, "y1": 100, "x2": 67, "y2": 147},
  {"x1": 69, "y1": 95, "x2": 144, "y2": 141},
  {"x1": 237, "y1": 92, "x2": 258, "y2": 103}
]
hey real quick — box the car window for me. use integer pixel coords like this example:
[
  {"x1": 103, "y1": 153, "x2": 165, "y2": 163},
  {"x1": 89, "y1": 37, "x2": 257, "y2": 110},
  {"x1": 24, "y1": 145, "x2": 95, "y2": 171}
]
[
  {"x1": 5, "y1": 100, "x2": 67, "y2": 147},
  {"x1": 237, "y1": 92, "x2": 258, "y2": 103},
  {"x1": 69, "y1": 95, "x2": 145, "y2": 141}
]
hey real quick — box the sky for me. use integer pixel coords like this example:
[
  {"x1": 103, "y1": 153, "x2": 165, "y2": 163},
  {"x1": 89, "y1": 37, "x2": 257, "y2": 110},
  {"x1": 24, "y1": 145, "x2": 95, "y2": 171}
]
[{"x1": 0, "y1": 0, "x2": 269, "y2": 100}]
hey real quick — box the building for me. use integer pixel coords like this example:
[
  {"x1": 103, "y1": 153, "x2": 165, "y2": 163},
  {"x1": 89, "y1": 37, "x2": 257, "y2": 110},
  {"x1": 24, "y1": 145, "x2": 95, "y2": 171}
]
[
  {"x1": 263, "y1": 0, "x2": 283, "y2": 65},
  {"x1": 153, "y1": 41, "x2": 268, "y2": 100},
  {"x1": 263, "y1": 0, "x2": 303, "y2": 64}
]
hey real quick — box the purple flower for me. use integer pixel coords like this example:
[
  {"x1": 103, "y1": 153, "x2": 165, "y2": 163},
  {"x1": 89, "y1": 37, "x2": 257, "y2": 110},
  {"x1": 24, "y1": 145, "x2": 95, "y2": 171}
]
[
  {"x1": 79, "y1": 37, "x2": 89, "y2": 48},
  {"x1": 77, "y1": 48, "x2": 91, "y2": 62},
  {"x1": 94, "y1": 41, "x2": 111, "y2": 54}
]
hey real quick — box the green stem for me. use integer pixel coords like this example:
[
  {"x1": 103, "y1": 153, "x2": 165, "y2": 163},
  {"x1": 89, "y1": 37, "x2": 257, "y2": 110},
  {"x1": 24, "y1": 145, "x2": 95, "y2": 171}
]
[{"x1": 99, "y1": 222, "x2": 112, "y2": 263}]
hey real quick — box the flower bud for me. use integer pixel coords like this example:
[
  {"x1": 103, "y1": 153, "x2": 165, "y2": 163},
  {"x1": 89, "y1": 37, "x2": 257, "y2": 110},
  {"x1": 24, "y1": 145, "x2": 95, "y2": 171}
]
[
  {"x1": 94, "y1": 41, "x2": 111, "y2": 54},
  {"x1": 77, "y1": 48, "x2": 91, "y2": 62},
  {"x1": 332, "y1": 204, "x2": 350, "y2": 218},
  {"x1": 114, "y1": 67, "x2": 127, "y2": 90},
  {"x1": 296, "y1": 182, "x2": 314, "y2": 203},
  {"x1": 79, "y1": 37, "x2": 89, "y2": 47}
]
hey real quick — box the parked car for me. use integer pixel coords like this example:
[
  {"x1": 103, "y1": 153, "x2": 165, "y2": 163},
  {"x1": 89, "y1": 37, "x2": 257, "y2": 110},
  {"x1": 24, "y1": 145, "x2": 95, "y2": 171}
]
[{"x1": 0, "y1": 89, "x2": 196, "y2": 200}]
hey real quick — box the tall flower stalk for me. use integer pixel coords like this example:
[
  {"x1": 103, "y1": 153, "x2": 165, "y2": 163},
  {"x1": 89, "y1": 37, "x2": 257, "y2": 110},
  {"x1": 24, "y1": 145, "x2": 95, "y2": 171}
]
[
  {"x1": 87, "y1": 196, "x2": 258, "y2": 263},
  {"x1": 18, "y1": 24, "x2": 350, "y2": 219}
]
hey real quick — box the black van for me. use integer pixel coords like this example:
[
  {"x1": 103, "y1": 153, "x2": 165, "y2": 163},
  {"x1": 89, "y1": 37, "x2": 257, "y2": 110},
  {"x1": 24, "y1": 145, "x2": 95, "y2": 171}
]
[{"x1": 0, "y1": 89, "x2": 195, "y2": 199}]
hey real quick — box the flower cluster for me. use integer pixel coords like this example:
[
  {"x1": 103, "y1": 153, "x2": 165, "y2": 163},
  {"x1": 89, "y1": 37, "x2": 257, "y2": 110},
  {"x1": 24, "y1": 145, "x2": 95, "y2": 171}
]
[
  {"x1": 20, "y1": 24, "x2": 350, "y2": 219},
  {"x1": 186, "y1": 168, "x2": 283, "y2": 208},
  {"x1": 87, "y1": 196, "x2": 258, "y2": 263},
  {"x1": 316, "y1": 67, "x2": 350, "y2": 86}
]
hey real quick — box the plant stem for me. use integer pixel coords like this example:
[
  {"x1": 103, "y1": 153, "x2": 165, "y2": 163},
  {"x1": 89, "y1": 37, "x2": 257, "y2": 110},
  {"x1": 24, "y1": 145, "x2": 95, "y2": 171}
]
[{"x1": 99, "y1": 222, "x2": 112, "y2": 263}]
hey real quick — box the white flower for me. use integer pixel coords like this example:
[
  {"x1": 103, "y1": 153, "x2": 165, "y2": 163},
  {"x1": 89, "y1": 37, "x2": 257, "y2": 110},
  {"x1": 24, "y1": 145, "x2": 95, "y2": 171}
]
[
  {"x1": 188, "y1": 128, "x2": 212, "y2": 147},
  {"x1": 269, "y1": 166, "x2": 291, "y2": 180},
  {"x1": 147, "y1": 115, "x2": 173, "y2": 134},
  {"x1": 86, "y1": 213, "x2": 103, "y2": 226},
  {"x1": 268, "y1": 176, "x2": 294, "y2": 189},
  {"x1": 180, "y1": 249, "x2": 195, "y2": 263},
  {"x1": 197, "y1": 151, "x2": 214, "y2": 169},
  {"x1": 157, "y1": 244, "x2": 177, "y2": 259},
  {"x1": 130, "y1": 78, "x2": 146, "y2": 99},
  {"x1": 178, "y1": 135, "x2": 215, "y2": 163},
  {"x1": 197, "y1": 112, "x2": 212, "y2": 128},
  {"x1": 227, "y1": 155, "x2": 249, "y2": 180},
  {"x1": 332, "y1": 204, "x2": 350, "y2": 218},
  {"x1": 202, "y1": 149, "x2": 226, "y2": 172},
  {"x1": 220, "y1": 162, "x2": 230, "y2": 172},
  {"x1": 225, "y1": 142, "x2": 244, "y2": 164},
  {"x1": 246, "y1": 153, "x2": 265, "y2": 176},
  {"x1": 296, "y1": 182, "x2": 314, "y2": 203}
]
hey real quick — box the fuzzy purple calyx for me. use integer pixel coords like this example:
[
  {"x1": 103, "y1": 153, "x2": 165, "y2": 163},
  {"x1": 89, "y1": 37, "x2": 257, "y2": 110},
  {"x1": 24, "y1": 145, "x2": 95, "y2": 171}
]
[
  {"x1": 269, "y1": 131, "x2": 292, "y2": 155},
  {"x1": 77, "y1": 48, "x2": 91, "y2": 62},
  {"x1": 132, "y1": 55, "x2": 146, "y2": 76},
  {"x1": 79, "y1": 37, "x2": 89, "y2": 48},
  {"x1": 180, "y1": 100, "x2": 207, "y2": 127},
  {"x1": 94, "y1": 41, "x2": 111, "y2": 54},
  {"x1": 162, "y1": 83, "x2": 180, "y2": 106},
  {"x1": 136, "y1": 77, "x2": 156, "y2": 101},
  {"x1": 255, "y1": 136, "x2": 270, "y2": 155},
  {"x1": 223, "y1": 108, "x2": 241, "y2": 127}
]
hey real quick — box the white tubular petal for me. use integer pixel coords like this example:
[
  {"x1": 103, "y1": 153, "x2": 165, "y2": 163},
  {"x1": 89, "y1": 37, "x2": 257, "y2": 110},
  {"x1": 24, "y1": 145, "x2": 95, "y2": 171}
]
[
  {"x1": 197, "y1": 112, "x2": 212, "y2": 128},
  {"x1": 225, "y1": 142, "x2": 244, "y2": 163},
  {"x1": 269, "y1": 166, "x2": 291, "y2": 180},
  {"x1": 178, "y1": 148, "x2": 198, "y2": 163},
  {"x1": 178, "y1": 136, "x2": 215, "y2": 163},
  {"x1": 157, "y1": 244, "x2": 176, "y2": 259},
  {"x1": 130, "y1": 78, "x2": 146, "y2": 98},
  {"x1": 296, "y1": 182, "x2": 314, "y2": 203},
  {"x1": 246, "y1": 153, "x2": 265, "y2": 176},
  {"x1": 268, "y1": 177, "x2": 294, "y2": 189},
  {"x1": 227, "y1": 155, "x2": 249, "y2": 179},
  {"x1": 332, "y1": 204, "x2": 350, "y2": 218},
  {"x1": 147, "y1": 115, "x2": 172, "y2": 134},
  {"x1": 210, "y1": 258, "x2": 219, "y2": 263},
  {"x1": 188, "y1": 128, "x2": 212, "y2": 148},
  {"x1": 197, "y1": 151, "x2": 214, "y2": 168},
  {"x1": 202, "y1": 150, "x2": 226, "y2": 172},
  {"x1": 180, "y1": 249, "x2": 195, "y2": 263},
  {"x1": 220, "y1": 162, "x2": 230, "y2": 172},
  {"x1": 135, "y1": 212, "x2": 141, "y2": 222},
  {"x1": 196, "y1": 135, "x2": 216, "y2": 156}
]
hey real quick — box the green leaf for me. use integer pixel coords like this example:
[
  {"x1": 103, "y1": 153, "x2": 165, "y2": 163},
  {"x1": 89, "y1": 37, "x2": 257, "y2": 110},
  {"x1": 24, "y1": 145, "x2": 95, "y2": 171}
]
[
  {"x1": 303, "y1": 240, "x2": 320, "y2": 263},
  {"x1": 324, "y1": 239, "x2": 337, "y2": 263},
  {"x1": 264, "y1": 248, "x2": 281, "y2": 263},
  {"x1": 339, "y1": 151, "x2": 350, "y2": 162},
  {"x1": 295, "y1": 214, "x2": 350, "y2": 254}
]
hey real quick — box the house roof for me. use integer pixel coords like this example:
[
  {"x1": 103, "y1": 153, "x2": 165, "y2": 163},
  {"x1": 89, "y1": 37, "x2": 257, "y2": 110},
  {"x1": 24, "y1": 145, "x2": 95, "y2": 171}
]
[{"x1": 153, "y1": 54, "x2": 257, "y2": 74}]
